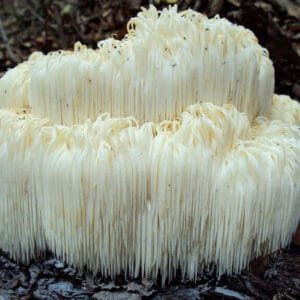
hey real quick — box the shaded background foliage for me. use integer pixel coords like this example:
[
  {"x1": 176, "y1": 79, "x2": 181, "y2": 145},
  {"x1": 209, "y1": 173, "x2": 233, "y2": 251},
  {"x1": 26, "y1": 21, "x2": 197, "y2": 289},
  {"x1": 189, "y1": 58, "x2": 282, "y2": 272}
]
[{"x1": 0, "y1": 0, "x2": 299, "y2": 99}]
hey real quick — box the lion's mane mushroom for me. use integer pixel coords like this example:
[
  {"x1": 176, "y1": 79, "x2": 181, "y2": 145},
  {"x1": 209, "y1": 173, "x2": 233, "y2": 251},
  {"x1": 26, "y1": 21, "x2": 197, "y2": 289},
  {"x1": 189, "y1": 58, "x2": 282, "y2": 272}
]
[
  {"x1": 0, "y1": 6, "x2": 274, "y2": 125},
  {"x1": 0, "y1": 6, "x2": 299, "y2": 283}
]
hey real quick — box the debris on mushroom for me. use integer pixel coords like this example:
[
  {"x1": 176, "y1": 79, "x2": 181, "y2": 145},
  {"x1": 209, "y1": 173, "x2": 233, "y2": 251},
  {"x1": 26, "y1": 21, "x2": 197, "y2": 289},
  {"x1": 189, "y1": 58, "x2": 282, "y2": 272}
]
[{"x1": 0, "y1": 6, "x2": 299, "y2": 284}]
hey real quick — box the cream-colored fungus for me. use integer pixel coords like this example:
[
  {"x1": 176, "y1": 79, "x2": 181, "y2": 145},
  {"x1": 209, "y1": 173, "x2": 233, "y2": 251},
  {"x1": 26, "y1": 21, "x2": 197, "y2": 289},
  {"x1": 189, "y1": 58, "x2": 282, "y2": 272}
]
[
  {"x1": 0, "y1": 6, "x2": 274, "y2": 125},
  {"x1": 269, "y1": 94, "x2": 300, "y2": 125},
  {"x1": 0, "y1": 6, "x2": 299, "y2": 284}
]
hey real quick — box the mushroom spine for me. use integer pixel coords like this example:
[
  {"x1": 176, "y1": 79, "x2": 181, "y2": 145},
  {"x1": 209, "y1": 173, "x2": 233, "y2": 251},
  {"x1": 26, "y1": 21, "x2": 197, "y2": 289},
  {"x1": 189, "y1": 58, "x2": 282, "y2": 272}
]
[{"x1": 0, "y1": 5, "x2": 299, "y2": 284}]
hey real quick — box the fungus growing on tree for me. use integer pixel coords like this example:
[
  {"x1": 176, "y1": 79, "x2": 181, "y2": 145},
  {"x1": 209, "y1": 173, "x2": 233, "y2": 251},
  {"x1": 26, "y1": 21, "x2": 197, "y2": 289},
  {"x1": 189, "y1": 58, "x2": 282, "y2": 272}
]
[{"x1": 0, "y1": 6, "x2": 299, "y2": 283}]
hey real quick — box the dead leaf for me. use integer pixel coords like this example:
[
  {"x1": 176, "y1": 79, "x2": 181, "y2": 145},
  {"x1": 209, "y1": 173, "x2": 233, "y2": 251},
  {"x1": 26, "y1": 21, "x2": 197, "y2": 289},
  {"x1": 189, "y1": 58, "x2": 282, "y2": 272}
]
[
  {"x1": 272, "y1": 0, "x2": 300, "y2": 19},
  {"x1": 227, "y1": 0, "x2": 241, "y2": 7}
]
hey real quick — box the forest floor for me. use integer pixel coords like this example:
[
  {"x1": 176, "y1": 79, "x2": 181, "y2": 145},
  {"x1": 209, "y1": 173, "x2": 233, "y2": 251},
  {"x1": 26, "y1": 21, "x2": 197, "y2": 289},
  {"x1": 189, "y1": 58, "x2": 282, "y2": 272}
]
[
  {"x1": 0, "y1": 245, "x2": 299, "y2": 299},
  {"x1": 0, "y1": 0, "x2": 299, "y2": 299}
]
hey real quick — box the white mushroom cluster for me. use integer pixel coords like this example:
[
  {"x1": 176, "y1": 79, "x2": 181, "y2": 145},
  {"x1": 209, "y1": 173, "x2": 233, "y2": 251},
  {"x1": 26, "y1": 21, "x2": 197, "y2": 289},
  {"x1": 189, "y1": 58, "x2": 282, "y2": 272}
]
[
  {"x1": 0, "y1": 6, "x2": 274, "y2": 125},
  {"x1": 0, "y1": 6, "x2": 299, "y2": 283}
]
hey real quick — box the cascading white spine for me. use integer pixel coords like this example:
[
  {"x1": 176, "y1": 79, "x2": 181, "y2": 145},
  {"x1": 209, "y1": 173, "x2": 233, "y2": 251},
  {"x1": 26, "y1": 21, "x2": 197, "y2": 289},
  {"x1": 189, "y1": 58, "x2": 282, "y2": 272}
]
[
  {"x1": 0, "y1": 102, "x2": 299, "y2": 282},
  {"x1": 269, "y1": 94, "x2": 300, "y2": 125},
  {"x1": 0, "y1": 6, "x2": 274, "y2": 125},
  {"x1": 0, "y1": 5, "x2": 299, "y2": 285}
]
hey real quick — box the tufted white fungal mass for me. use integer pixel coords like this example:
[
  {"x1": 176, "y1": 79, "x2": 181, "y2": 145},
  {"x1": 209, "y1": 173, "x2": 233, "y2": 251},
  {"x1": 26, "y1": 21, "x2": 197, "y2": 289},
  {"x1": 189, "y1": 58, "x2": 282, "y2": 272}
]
[
  {"x1": 269, "y1": 94, "x2": 300, "y2": 125},
  {"x1": 0, "y1": 5, "x2": 299, "y2": 284},
  {"x1": 0, "y1": 6, "x2": 274, "y2": 125}
]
